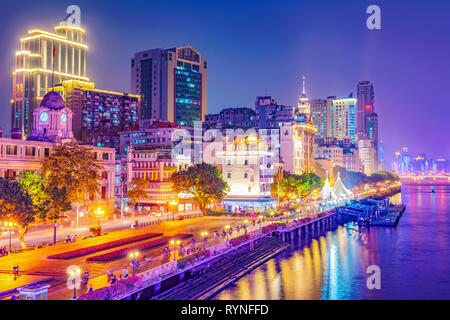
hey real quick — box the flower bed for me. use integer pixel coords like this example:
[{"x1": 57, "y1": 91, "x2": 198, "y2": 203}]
[
  {"x1": 77, "y1": 276, "x2": 142, "y2": 300},
  {"x1": 86, "y1": 234, "x2": 193, "y2": 262},
  {"x1": 262, "y1": 224, "x2": 278, "y2": 233},
  {"x1": 229, "y1": 234, "x2": 250, "y2": 247},
  {"x1": 177, "y1": 249, "x2": 211, "y2": 270},
  {"x1": 47, "y1": 232, "x2": 163, "y2": 260}
]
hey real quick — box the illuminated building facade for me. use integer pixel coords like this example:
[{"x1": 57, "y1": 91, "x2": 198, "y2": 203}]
[
  {"x1": 297, "y1": 75, "x2": 310, "y2": 115},
  {"x1": 255, "y1": 96, "x2": 296, "y2": 129},
  {"x1": 53, "y1": 80, "x2": 140, "y2": 153},
  {"x1": 280, "y1": 121, "x2": 317, "y2": 175},
  {"x1": 216, "y1": 135, "x2": 276, "y2": 213},
  {"x1": 327, "y1": 97, "x2": 356, "y2": 142},
  {"x1": 131, "y1": 46, "x2": 207, "y2": 126},
  {"x1": 1, "y1": 90, "x2": 116, "y2": 214},
  {"x1": 118, "y1": 146, "x2": 194, "y2": 213},
  {"x1": 358, "y1": 138, "x2": 377, "y2": 175},
  {"x1": 12, "y1": 8, "x2": 88, "y2": 137},
  {"x1": 310, "y1": 99, "x2": 327, "y2": 139},
  {"x1": 356, "y1": 81, "x2": 375, "y2": 134},
  {"x1": 204, "y1": 107, "x2": 255, "y2": 129}
]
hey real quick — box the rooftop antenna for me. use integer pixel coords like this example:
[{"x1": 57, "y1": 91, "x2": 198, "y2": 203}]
[{"x1": 51, "y1": 41, "x2": 55, "y2": 91}]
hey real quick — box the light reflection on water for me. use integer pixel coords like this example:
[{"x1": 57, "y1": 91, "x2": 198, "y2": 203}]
[{"x1": 214, "y1": 185, "x2": 450, "y2": 300}]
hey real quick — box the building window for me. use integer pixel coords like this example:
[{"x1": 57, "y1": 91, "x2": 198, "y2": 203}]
[
  {"x1": 244, "y1": 173, "x2": 248, "y2": 179},
  {"x1": 227, "y1": 172, "x2": 231, "y2": 179}
]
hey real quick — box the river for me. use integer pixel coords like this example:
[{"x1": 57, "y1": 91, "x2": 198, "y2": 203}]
[{"x1": 213, "y1": 185, "x2": 450, "y2": 300}]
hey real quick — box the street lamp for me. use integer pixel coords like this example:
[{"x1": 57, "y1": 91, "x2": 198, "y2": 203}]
[
  {"x1": 224, "y1": 225, "x2": 230, "y2": 242},
  {"x1": 129, "y1": 250, "x2": 140, "y2": 276},
  {"x1": 170, "y1": 240, "x2": 181, "y2": 260},
  {"x1": 3, "y1": 221, "x2": 17, "y2": 253},
  {"x1": 169, "y1": 199, "x2": 178, "y2": 221},
  {"x1": 201, "y1": 231, "x2": 208, "y2": 249},
  {"x1": 94, "y1": 208, "x2": 104, "y2": 226},
  {"x1": 68, "y1": 267, "x2": 81, "y2": 300}
]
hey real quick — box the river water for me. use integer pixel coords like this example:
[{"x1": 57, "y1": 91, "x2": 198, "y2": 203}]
[{"x1": 214, "y1": 185, "x2": 450, "y2": 300}]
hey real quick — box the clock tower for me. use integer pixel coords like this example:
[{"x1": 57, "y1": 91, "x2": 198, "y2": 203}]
[{"x1": 30, "y1": 91, "x2": 74, "y2": 143}]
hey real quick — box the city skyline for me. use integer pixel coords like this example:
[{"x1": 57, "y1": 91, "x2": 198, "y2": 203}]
[{"x1": 1, "y1": 0, "x2": 449, "y2": 160}]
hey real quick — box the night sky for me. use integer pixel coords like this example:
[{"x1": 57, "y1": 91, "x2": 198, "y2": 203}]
[{"x1": 1, "y1": 0, "x2": 449, "y2": 163}]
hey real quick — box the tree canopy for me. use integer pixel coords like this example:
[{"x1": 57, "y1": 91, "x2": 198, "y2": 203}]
[
  {"x1": 275, "y1": 172, "x2": 323, "y2": 201},
  {"x1": 41, "y1": 141, "x2": 104, "y2": 204},
  {"x1": 169, "y1": 163, "x2": 229, "y2": 215},
  {"x1": 127, "y1": 178, "x2": 149, "y2": 211}
]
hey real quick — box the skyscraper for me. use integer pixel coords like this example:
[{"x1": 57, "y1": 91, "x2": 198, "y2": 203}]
[
  {"x1": 297, "y1": 75, "x2": 310, "y2": 115},
  {"x1": 131, "y1": 46, "x2": 207, "y2": 126},
  {"x1": 327, "y1": 97, "x2": 356, "y2": 142},
  {"x1": 53, "y1": 80, "x2": 140, "y2": 153},
  {"x1": 11, "y1": 5, "x2": 88, "y2": 137},
  {"x1": 356, "y1": 81, "x2": 374, "y2": 134},
  {"x1": 310, "y1": 99, "x2": 327, "y2": 139}
]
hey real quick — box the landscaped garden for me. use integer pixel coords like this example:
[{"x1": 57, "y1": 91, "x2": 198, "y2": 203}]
[
  {"x1": 86, "y1": 234, "x2": 193, "y2": 262},
  {"x1": 47, "y1": 232, "x2": 163, "y2": 260}
]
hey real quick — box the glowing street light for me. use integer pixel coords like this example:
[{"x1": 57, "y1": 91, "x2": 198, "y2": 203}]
[
  {"x1": 169, "y1": 199, "x2": 178, "y2": 221},
  {"x1": 201, "y1": 231, "x2": 208, "y2": 249},
  {"x1": 68, "y1": 267, "x2": 81, "y2": 300},
  {"x1": 224, "y1": 225, "x2": 230, "y2": 241},
  {"x1": 3, "y1": 221, "x2": 17, "y2": 253},
  {"x1": 94, "y1": 208, "x2": 104, "y2": 226},
  {"x1": 170, "y1": 240, "x2": 181, "y2": 260},
  {"x1": 129, "y1": 250, "x2": 140, "y2": 276}
]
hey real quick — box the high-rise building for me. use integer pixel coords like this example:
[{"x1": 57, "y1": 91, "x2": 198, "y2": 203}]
[
  {"x1": 204, "y1": 107, "x2": 255, "y2": 129},
  {"x1": 358, "y1": 139, "x2": 377, "y2": 176},
  {"x1": 366, "y1": 112, "x2": 379, "y2": 171},
  {"x1": 53, "y1": 80, "x2": 140, "y2": 153},
  {"x1": 255, "y1": 96, "x2": 296, "y2": 129},
  {"x1": 297, "y1": 75, "x2": 310, "y2": 115},
  {"x1": 356, "y1": 81, "x2": 374, "y2": 134},
  {"x1": 131, "y1": 46, "x2": 207, "y2": 126},
  {"x1": 12, "y1": 5, "x2": 88, "y2": 137},
  {"x1": 327, "y1": 97, "x2": 356, "y2": 142},
  {"x1": 280, "y1": 122, "x2": 317, "y2": 175},
  {"x1": 310, "y1": 99, "x2": 327, "y2": 139}
]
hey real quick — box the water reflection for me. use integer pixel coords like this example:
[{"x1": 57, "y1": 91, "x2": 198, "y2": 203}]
[{"x1": 214, "y1": 185, "x2": 450, "y2": 300}]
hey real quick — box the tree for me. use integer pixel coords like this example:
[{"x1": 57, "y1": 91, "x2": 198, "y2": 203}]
[
  {"x1": 127, "y1": 178, "x2": 149, "y2": 214},
  {"x1": 276, "y1": 172, "x2": 323, "y2": 202},
  {"x1": 0, "y1": 178, "x2": 37, "y2": 248},
  {"x1": 41, "y1": 141, "x2": 104, "y2": 223},
  {"x1": 17, "y1": 171, "x2": 72, "y2": 244},
  {"x1": 170, "y1": 163, "x2": 229, "y2": 215}
]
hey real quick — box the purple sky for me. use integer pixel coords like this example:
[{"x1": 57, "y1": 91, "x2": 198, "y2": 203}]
[{"x1": 1, "y1": 0, "x2": 449, "y2": 162}]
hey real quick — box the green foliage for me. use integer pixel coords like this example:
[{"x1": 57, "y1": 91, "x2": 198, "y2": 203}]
[
  {"x1": 170, "y1": 163, "x2": 229, "y2": 215},
  {"x1": 41, "y1": 141, "x2": 103, "y2": 204},
  {"x1": 17, "y1": 171, "x2": 71, "y2": 222},
  {"x1": 127, "y1": 178, "x2": 149, "y2": 209},
  {"x1": 0, "y1": 178, "x2": 36, "y2": 228},
  {"x1": 275, "y1": 172, "x2": 323, "y2": 201}
]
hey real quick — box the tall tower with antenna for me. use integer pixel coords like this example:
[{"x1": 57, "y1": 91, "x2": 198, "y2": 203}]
[{"x1": 297, "y1": 75, "x2": 310, "y2": 115}]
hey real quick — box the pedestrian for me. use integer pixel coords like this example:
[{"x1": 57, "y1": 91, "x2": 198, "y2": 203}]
[
  {"x1": 65, "y1": 235, "x2": 70, "y2": 244},
  {"x1": 110, "y1": 275, "x2": 117, "y2": 285},
  {"x1": 123, "y1": 268, "x2": 129, "y2": 278},
  {"x1": 88, "y1": 285, "x2": 93, "y2": 293},
  {"x1": 10, "y1": 294, "x2": 16, "y2": 300}
]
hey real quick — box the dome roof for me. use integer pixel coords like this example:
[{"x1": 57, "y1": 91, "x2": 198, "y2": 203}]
[{"x1": 40, "y1": 91, "x2": 65, "y2": 110}]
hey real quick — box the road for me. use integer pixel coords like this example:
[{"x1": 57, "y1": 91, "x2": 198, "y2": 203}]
[{"x1": 0, "y1": 215, "x2": 268, "y2": 300}]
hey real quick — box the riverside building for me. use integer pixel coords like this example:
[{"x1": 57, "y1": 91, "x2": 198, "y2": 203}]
[
  {"x1": 131, "y1": 46, "x2": 207, "y2": 126},
  {"x1": 11, "y1": 5, "x2": 89, "y2": 137}
]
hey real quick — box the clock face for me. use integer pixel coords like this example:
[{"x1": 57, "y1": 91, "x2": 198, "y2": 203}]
[
  {"x1": 40, "y1": 112, "x2": 49, "y2": 123},
  {"x1": 61, "y1": 113, "x2": 67, "y2": 123}
]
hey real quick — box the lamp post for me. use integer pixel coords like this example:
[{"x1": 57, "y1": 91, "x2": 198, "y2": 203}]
[
  {"x1": 94, "y1": 208, "x2": 104, "y2": 226},
  {"x1": 201, "y1": 232, "x2": 208, "y2": 249},
  {"x1": 129, "y1": 250, "x2": 139, "y2": 276},
  {"x1": 68, "y1": 267, "x2": 81, "y2": 300},
  {"x1": 224, "y1": 225, "x2": 230, "y2": 242},
  {"x1": 3, "y1": 221, "x2": 16, "y2": 253},
  {"x1": 170, "y1": 240, "x2": 180, "y2": 260},
  {"x1": 169, "y1": 199, "x2": 178, "y2": 221}
]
